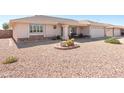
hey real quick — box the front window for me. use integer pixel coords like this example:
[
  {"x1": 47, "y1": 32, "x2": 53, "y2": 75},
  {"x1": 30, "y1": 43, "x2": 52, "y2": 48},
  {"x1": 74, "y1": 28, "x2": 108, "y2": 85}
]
[{"x1": 30, "y1": 24, "x2": 43, "y2": 33}]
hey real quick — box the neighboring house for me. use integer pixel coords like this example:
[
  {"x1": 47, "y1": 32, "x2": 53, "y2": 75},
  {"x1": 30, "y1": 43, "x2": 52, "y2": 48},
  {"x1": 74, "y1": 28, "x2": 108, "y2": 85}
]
[{"x1": 10, "y1": 15, "x2": 124, "y2": 42}]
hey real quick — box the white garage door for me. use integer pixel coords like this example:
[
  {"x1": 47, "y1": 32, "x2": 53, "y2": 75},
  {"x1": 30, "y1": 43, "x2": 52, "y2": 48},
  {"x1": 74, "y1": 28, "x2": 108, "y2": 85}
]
[
  {"x1": 90, "y1": 27, "x2": 105, "y2": 38},
  {"x1": 114, "y1": 29, "x2": 121, "y2": 36},
  {"x1": 106, "y1": 29, "x2": 121, "y2": 37}
]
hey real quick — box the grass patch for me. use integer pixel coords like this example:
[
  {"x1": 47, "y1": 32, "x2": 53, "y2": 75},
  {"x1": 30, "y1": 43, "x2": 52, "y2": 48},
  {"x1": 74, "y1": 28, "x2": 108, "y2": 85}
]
[
  {"x1": 105, "y1": 37, "x2": 121, "y2": 44},
  {"x1": 2, "y1": 56, "x2": 18, "y2": 64}
]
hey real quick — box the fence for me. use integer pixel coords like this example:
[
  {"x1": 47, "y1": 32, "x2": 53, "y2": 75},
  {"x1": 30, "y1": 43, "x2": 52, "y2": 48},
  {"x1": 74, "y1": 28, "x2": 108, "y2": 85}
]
[{"x1": 0, "y1": 30, "x2": 12, "y2": 38}]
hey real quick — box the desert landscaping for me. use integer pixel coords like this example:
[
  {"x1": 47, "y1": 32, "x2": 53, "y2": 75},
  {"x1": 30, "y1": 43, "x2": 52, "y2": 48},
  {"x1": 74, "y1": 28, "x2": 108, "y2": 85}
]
[{"x1": 0, "y1": 38, "x2": 124, "y2": 78}]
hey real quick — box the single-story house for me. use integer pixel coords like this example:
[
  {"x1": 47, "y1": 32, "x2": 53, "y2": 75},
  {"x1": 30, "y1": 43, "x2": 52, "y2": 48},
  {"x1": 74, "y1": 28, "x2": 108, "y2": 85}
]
[{"x1": 10, "y1": 15, "x2": 124, "y2": 42}]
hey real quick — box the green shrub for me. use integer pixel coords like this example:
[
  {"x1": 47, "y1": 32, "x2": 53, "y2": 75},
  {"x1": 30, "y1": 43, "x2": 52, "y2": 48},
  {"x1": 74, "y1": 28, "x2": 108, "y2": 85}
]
[
  {"x1": 66, "y1": 39, "x2": 74, "y2": 46},
  {"x1": 3, "y1": 56, "x2": 18, "y2": 64},
  {"x1": 105, "y1": 37, "x2": 121, "y2": 44}
]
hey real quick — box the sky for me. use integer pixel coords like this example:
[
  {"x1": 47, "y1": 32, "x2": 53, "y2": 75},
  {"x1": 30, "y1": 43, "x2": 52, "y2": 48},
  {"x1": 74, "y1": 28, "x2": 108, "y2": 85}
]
[{"x1": 0, "y1": 15, "x2": 124, "y2": 29}]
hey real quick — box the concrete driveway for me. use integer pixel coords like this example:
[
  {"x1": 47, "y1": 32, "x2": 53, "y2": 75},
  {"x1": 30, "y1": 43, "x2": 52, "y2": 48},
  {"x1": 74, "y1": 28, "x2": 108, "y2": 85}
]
[{"x1": 0, "y1": 38, "x2": 14, "y2": 49}]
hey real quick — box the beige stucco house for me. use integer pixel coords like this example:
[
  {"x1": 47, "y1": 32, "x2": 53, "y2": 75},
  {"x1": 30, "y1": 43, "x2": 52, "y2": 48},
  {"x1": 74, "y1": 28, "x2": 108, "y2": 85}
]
[{"x1": 10, "y1": 15, "x2": 124, "y2": 42}]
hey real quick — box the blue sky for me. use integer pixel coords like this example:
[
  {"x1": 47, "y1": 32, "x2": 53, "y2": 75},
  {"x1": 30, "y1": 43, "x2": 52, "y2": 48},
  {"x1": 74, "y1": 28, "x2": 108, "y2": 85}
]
[{"x1": 0, "y1": 15, "x2": 124, "y2": 29}]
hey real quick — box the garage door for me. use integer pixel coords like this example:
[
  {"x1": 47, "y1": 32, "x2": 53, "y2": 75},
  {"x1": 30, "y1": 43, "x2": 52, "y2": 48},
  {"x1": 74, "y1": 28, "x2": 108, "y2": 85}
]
[
  {"x1": 106, "y1": 28, "x2": 121, "y2": 37},
  {"x1": 114, "y1": 29, "x2": 121, "y2": 36},
  {"x1": 90, "y1": 27, "x2": 105, "y2": 38}
]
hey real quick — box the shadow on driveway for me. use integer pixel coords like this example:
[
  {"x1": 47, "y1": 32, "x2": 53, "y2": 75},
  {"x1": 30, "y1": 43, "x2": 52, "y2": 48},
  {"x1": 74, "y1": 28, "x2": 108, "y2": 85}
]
[
  {"x1": 16, "y1": 38, "x2": 106, "y2": 49},
  {"x1": 1, "y1": 37, "x2": 121, "y2": 49},
  {"x1": 75, "y1": 37, "x2": 106, "y2": 43},
  {"x1": 16, "y1": 40, "x2": 61, "y2": 49}
]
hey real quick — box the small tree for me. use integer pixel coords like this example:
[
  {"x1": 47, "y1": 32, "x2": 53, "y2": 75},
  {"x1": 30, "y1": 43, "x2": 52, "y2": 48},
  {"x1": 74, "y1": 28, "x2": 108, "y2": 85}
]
[{"x1": 2, "y1": 23, "x2": 9, "y2": 30}]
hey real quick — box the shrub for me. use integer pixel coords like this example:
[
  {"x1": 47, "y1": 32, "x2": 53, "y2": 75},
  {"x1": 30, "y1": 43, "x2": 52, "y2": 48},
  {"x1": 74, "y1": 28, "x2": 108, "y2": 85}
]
[
  {"x1": 2, "y1": 56, "x2": 18, "y2": 64},
  {"x1": 66, "y1": 39, "x2": 74, "y2": 46},
  {"x1": 105, "y1": 37, "x2": 121, "y2": 44},
  {"x1": 61, "y1": 38, "x2": 75, "y2": 47}
]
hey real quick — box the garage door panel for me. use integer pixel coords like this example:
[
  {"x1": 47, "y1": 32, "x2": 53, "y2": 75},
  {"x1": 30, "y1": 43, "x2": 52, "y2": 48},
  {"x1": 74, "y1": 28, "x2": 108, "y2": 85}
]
[
  {"x1": 114, "y1": 29, "x2": 121, "y2": 36},
  {"x1": 90, "y1": 28, "x2": 104, "y2": 38},
  {"x1": 106, "y1": 29, "x2": 121, "y2": 37}
]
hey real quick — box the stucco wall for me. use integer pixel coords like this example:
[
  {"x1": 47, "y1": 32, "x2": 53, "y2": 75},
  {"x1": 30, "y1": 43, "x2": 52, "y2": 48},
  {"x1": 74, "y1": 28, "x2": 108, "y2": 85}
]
[
  {"x1": 12, "y1": 23, "x2": 61, "y2": 41},
  {"x1": 114, "y1": 28, "x2": 121, "y2": 36},
  {"x1": 13, "y1": 23, "x2": 29, "y2": 40},
  {"x1": 0, "y1": 30, "x2": 12, "y2": 38},
  {"x1": 105, "y1": 28, "x2": 113, "y2": 37},
  {"x1": 90, "y1": 26, "x2": 105, "y2": 38},
  {"x1": 77, "y1": 26, "x2": 90, "y2": 35},
  {"x1": 45, "y1": 25, "x2": 61, "y2": 37}
]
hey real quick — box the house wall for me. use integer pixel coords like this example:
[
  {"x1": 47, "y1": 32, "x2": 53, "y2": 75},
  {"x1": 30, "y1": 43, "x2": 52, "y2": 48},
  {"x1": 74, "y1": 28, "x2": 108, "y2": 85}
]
[
  {"x1": 78, "y1": 26, "x2": 90, "y2": 35},
  {"x1": 0, "y1": 30, "x2": 12, "y2": 38},
  {"x1": 12, "y1": 21, "x2": 121, "y2": 42},
  {"x1": 13, "y1": 23, "x2": 29, "y2": 40},
  {"x1": 76, "y1": 27, "x2": 80, "y2": 35},
  {"x1": 114, "y1": 28, "x2": 121, "y2": 36},
  {"x1": 12, "y1": 23, "x2": 62, "y2": 42},
  {"x1": 89, "y1": 26, "x2": 105, "y2": 38},
  {"x1": 105, "y1": 28, "x2": 113, "y2": 37},
  {"x1": 45, "y1": 25, "x2": 61, "y2": 37}
]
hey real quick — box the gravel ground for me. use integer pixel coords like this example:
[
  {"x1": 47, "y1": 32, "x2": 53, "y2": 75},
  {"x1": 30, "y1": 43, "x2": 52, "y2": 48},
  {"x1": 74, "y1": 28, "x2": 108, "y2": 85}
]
[{"x1": 1, "y1": 38, "x2": 124, "y2": 78}]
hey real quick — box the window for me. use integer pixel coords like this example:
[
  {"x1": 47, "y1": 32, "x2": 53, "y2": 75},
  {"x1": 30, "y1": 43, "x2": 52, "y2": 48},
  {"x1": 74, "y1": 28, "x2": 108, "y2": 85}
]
[
  {"x1": 30, "y1": 24, "x2": 43, "y2": 33},
  {"x1": 33, "y1": 26, "x2": 36, "y2": 32},
  {"x1": 40, "y1": 26, "x2": 43, "y2": 32}
]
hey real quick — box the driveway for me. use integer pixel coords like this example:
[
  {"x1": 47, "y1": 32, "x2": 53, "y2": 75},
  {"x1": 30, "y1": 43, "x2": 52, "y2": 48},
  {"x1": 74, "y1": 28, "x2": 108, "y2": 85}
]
[
  {"x1": 1, "y1": 38, "x2": 124, "y2": 78},
  {"x1": 0, "y1": 38, "x2": 15, "y2": 49}
]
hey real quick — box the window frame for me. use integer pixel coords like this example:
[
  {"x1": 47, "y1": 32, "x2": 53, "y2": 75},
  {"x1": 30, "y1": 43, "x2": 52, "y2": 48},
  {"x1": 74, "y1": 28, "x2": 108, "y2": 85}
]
[{"x1": 29, "y1": 24, "x2": 43, "y2": 33}]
